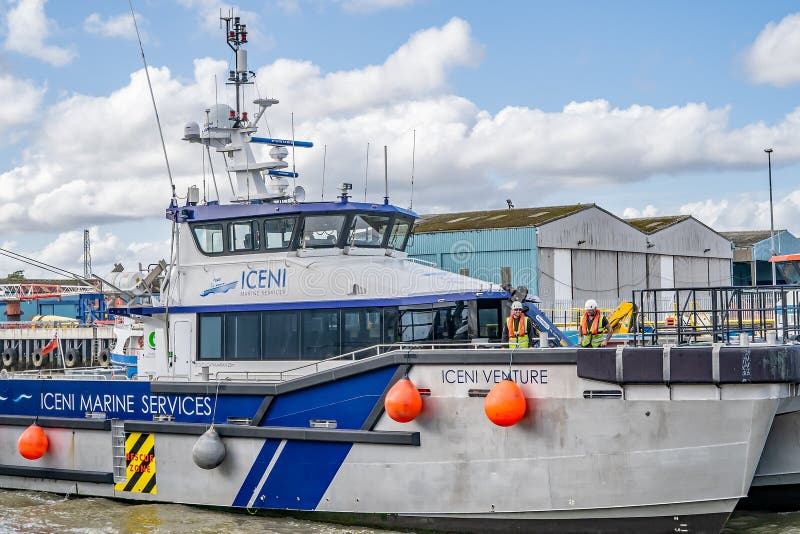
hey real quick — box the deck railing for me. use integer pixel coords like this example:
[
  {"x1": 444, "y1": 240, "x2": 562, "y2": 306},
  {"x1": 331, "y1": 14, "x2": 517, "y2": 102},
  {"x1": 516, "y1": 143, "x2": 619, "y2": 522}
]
[
  {"x1": 212, "y1": 341, "x2": 509, "y2": 383},
  {"x1": 631, "y1": 285, "x2": 800, "y2": 346}
]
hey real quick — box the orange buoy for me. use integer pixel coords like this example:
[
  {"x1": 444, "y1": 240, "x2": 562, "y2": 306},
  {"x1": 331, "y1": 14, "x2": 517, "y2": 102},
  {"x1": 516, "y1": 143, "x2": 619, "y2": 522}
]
[
  {"x1": 18, "y1": 423, "x2": 48, "y2": 460},
  {"x1": 484, "y1": 380, "x2": 527, "y2": 427},
  {"x1": 384, "y1": 378, "x2": 423, "y2": 423}
]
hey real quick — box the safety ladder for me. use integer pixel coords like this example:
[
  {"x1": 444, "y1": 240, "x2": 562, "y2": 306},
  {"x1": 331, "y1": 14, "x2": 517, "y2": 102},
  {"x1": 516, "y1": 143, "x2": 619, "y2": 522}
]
[{"x1": 111, "y1": 419, "x2": 127, "y2": 484}]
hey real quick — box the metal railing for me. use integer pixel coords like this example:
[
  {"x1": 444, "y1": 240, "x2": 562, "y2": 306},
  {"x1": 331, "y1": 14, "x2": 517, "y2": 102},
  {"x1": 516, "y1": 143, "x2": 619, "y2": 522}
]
[
  {"x1": 631, "y1": 285, "x2": 800, "y2": 346},
  {"x1": 2, "y1": 365, "x2": 128, "y2": 380},
  {"x1": 212, "y1": 341, "x2": 509, "y2": 383}
]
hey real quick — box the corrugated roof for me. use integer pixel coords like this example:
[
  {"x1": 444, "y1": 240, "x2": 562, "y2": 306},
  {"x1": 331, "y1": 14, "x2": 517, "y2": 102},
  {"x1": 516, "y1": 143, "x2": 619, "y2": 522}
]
[
  {"x1": 719, "y1": 230, "x2": 786, "y2": 248},
  {"x1": 625, "y1": 215, "x2": 691, "y2": 234},
  {"x1": 413, "y1": 204, "x2": 593, "y2": 233}
]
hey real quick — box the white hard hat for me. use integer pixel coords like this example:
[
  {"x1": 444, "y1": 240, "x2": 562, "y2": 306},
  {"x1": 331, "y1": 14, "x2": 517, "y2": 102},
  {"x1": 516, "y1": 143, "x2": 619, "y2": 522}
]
[
  {"x1": 584, "y1": 299, "x2": 598, "y2": 311},
  {"x1": 511, "y1": 301, "x2": 524, "y2": 310}
]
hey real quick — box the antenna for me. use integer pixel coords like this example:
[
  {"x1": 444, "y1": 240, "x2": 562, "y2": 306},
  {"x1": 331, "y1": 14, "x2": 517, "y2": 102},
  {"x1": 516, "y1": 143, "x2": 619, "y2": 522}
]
[
  {"x1": 384, "y1": 145, "x2": 389, "y2": 205},
  {"x1": 321, "y1": 144, "x2": 327, "y2": 201},
  {"x1": 221, "y1": 12, "x2": 254, "y2": 122},
  {"x1": 364, "y1": 142, "x2": 370, "y2": 202},
  {"x1": 410, "y1": 129, "x2": 416, "y2": 209},
  {"x1": 201, "y1": 140, "x2": 207, "y2": 203},
  {"x1": 128, "y1": 0, "x2": 174, "y2": 199},
  {"x1": 291, "y1": 112, "x2": 297, "y2": 196}
]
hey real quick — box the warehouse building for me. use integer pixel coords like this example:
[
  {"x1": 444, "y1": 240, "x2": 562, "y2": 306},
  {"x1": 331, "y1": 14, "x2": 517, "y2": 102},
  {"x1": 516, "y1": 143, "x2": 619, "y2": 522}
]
[
  {"x1": 408, "y1": 205, "x2": 733, "y2": 310},
  {"x1": 625, "y1": 216, "x2": 733, "y2": 288}
]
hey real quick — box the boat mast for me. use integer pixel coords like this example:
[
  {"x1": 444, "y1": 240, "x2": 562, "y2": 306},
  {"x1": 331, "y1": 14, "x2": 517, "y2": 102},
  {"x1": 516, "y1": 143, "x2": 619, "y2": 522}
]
[{"x1": 222, "y1": 15, "x2": 252, "y2": 124}]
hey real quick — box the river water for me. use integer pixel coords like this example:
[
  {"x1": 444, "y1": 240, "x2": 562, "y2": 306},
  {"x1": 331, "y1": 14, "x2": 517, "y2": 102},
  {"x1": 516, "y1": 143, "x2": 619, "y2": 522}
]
[
  {"x1": 0, "y1": 489, "x2": 793, "y2": 533},
  {"x1": 0, "y1": 490, "x2": 404, "y2": 534}
]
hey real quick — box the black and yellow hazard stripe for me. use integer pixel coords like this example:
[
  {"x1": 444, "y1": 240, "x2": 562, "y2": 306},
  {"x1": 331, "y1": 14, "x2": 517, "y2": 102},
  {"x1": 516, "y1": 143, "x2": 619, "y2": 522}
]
[{"x1": 114, "y1": 432, "x2": 157, "y2": 494}]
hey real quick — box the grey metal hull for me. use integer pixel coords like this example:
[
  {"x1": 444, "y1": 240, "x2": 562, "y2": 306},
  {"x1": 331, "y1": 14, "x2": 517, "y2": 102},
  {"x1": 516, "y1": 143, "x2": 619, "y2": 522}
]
[
  {"x1": 0, "y1": 350, "x2": 786, "y2": 532},
  {"x1": 745, "y1": 407, "x2": 800, "y2": 510}
]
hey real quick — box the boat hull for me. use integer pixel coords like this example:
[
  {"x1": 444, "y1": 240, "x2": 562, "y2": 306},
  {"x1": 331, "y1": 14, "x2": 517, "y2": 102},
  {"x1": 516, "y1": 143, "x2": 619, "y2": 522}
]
[
  {"x1": 742, "y1": 407, "x2": 800, "y2": 510},
  {"x1": 0, "y1": 350, "x2": 785, "y2": 533}
]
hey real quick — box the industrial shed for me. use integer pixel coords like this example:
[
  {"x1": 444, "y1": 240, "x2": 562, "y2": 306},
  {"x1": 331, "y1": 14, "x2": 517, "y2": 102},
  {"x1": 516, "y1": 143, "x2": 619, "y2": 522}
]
[
  {"x1": 625, "y1": 216, "x2": 733, "y2": 289},
  {"x1": 409, "y1": 205, "x2": 732, "y2": 310},
  {"x1": 719, "y1": 230, "x2": 800, "y2": 285}
]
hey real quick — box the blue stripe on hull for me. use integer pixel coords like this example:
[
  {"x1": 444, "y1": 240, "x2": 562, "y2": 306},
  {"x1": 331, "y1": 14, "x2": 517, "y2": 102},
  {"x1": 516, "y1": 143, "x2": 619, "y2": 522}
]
[
  {"x1": 264, "y1": 366, "x2": 398, "y2": 429},
  {"x1": 233, "y1": 365, "x2": 399, "y2": 510},
  {"x1": 232, "y1": 439, "x2": 282, "y2": 507},
  {"x1": 256, "y1": 441, "x2": 352, "y2": 510}
]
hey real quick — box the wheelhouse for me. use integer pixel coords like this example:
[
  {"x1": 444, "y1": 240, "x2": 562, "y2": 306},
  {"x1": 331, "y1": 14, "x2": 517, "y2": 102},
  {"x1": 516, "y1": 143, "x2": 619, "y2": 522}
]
[{"x1": 183, "y1": 203, "x2": 415, "y2": 257}]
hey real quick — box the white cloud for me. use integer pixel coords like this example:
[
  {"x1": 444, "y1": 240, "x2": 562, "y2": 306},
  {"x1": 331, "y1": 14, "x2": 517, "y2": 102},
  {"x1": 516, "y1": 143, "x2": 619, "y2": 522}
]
[
  {"x1": 681, "y1": 193, "x2": 800, "y2": 235},
  {"x1": 623, "y1": 205, "x2": 660, "y2": 219},
  {"x1": 256, "y1": 17, "x2": 482, "y2": 118},
  {"x1": 745, "y1": 13, "x2": 800, "y2": 87},
  {"x1": 83, "y1": 12, "x2": 141, "y2": 41},
  {"x1": 177, "y1": 0, "x2": 262, "y2": 38},
  {"x1": 340, "y1": 0, "x2": 417, "y2": 14},
  {"x1": 6, "y1": 14, "x2": 800, "y2": 259},
  {"x1": 0, "y1": 74, "x2": 46, "y2": 129},
  {"x1": 0, "y1": 227, "x2": 170, "y2": 280},
  {"x1": 3, "y1": 0, "x2": 76, "y2": 66}
]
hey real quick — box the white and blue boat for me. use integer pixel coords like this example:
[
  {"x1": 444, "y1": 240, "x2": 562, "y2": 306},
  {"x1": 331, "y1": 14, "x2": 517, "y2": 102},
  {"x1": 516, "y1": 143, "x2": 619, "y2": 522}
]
[{"x1": 0, "y1": 15, "x2": 798, "y2": 534}]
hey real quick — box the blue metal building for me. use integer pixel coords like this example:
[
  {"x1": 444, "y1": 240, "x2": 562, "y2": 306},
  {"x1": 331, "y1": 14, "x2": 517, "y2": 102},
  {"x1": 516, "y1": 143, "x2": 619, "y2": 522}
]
[{"x1": 719, "y1": 230, "x2": 800, "y2": 285}]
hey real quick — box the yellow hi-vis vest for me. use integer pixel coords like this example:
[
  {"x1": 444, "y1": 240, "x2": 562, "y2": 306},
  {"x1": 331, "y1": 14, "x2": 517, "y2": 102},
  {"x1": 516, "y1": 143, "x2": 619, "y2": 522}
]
[
  {"x1": 507, "y1": 315, "x2": 530, "y2": 348},
  {"x1": 580, "y1": 311, "x2": 606, "y2": 347}
]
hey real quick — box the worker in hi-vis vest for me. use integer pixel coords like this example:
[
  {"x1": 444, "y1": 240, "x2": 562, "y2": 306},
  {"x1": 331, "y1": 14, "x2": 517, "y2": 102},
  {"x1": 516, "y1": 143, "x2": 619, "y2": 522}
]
[
  {"x1": 579, "y1": 299, "x2": 612, "y2": 348},
  {"x1": 502, "y1": 301, "x2": 534, "y2": 348}
]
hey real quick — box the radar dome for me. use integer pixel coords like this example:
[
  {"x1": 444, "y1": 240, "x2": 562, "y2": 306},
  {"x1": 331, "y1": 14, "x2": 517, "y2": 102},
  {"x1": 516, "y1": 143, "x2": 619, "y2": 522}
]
[{"x1": 205, "y1": 104, "x2": 235, "y2": 127}]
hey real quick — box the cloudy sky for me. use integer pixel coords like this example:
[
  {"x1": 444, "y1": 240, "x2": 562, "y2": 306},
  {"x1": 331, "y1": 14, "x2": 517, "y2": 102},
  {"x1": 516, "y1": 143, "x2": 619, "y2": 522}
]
[{"x1": 1, "y1": 0, "x2": 799, "y2": 278}]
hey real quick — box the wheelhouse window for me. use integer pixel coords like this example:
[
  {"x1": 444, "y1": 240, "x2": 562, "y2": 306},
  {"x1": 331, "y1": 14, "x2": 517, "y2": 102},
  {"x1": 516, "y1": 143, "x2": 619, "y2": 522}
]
[
  {"x1": 388, "y1": 218, "x2": 412, "y2": 250},
  {"x1": 349, "y1": 214, "x2": 390, "y2": 247},
  {"x1": 302, "y1": 309, "x2": 340, "y2": 359},
  {"x1": 477, "y1": 300, "x2": 502, "y2": 339},
  {"x1": 301, "y1": 214, "x2": 347, "y2": 248},
  {"x1": 193, "y1": 223, "x2": 224, "y2": 254},
  {"x1": 198, "y1": 315, "x2": 223, "y2": 359},
  {"x1": 263, "y1": 310, "x2": 300, "y2": 360},
  {"x1": 264, "y1": 216, "x2": 297, "y2": 250},
  {"x1": 433, "y1": 301, "x2": 469, "y2": 340},
  {"x1": 197, "y1": 306, "x2": 418, "y2": 361},
  {"x1": 399, "y1": 306, "x2": 434, "y2": 342},
  {"x1": 230, "y1": 220, "x2": 258, "y2": 252},
  {"x1": 342, "y1": 307, "x2": 382, "y2": 354}
]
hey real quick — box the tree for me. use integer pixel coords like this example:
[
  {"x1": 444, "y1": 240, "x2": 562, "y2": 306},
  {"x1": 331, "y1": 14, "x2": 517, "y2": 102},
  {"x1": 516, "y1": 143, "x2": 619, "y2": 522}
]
[{"x1": 5, "y1": 270, "x2": 25, "y2": 281}]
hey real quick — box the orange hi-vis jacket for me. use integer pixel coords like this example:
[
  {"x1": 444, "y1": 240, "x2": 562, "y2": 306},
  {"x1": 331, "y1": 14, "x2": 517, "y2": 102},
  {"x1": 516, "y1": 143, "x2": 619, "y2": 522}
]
[{"x1": 507, "y1": 315, "x2": 530, "y2": 348}]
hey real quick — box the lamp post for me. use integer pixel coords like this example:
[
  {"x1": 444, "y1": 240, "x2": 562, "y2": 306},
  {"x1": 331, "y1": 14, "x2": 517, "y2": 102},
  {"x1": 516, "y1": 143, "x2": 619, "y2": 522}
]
[{"x1": 764, "y1": 148, "x2": 776, "y2": 285}]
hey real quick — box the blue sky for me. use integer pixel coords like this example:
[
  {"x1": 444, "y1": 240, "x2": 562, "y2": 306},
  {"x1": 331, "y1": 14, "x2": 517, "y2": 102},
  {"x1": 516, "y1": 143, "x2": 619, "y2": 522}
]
[{"x1": 1, "y1": 0, "x2": 799, "y2": 276}]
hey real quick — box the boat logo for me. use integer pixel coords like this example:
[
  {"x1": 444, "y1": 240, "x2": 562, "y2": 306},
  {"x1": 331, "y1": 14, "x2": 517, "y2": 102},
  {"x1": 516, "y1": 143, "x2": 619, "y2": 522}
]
[
  {"x1": 200, "y1": 277, "x2": 238, "y2": 297},
  {"x1": 0, "y1": 394, "x2": 32, "y2": 402}
]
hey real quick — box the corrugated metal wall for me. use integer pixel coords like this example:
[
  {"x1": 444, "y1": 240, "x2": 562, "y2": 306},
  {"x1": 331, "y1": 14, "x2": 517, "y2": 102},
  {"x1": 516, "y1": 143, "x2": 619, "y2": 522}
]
[
  {"x1": 408, "y1": 228, "x2": 538, "y2": 290},
  {"x1": 752, "y1": 231, "x2": 800, "y2": 261},
  {"x1": 709, "y1": 258, "x2": 731, "y2": 286},
  {"x1": 617, "y1": 251, "x2": 647, "y2": 301},
  {"x1": 571, "y1": 249, "x2": 618, "y2": 304}
]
